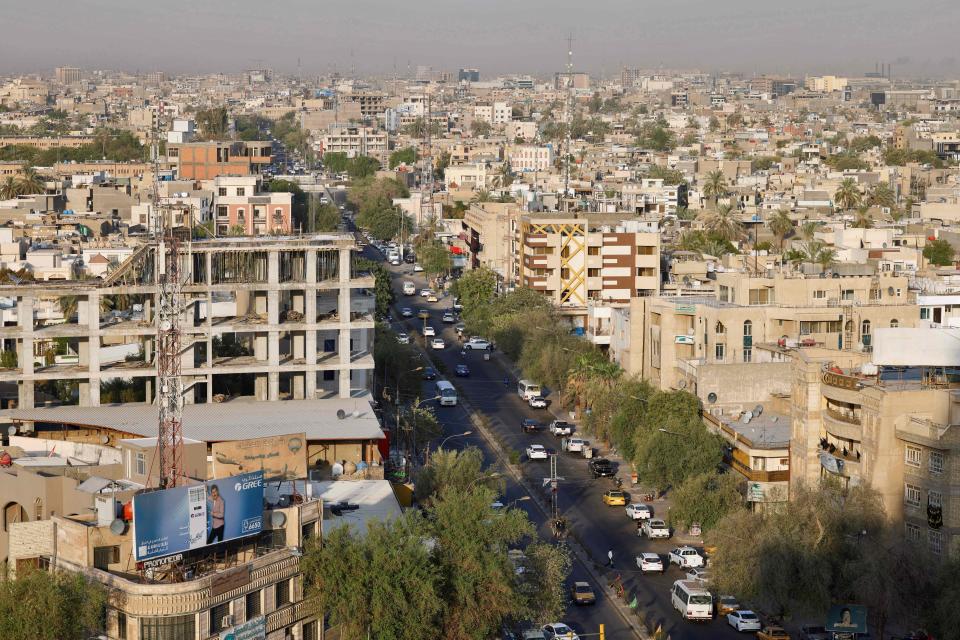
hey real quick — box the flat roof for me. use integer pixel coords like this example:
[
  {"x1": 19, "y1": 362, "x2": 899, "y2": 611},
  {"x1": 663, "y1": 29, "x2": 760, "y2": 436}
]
[
  {"x1": 720, "y1": 412, "x2": 791, "y2": 449},
  {"x1": 265, "y1": 479, "x2": 400, "y2": 536},
  {"x1": 4, "y1": 396, "x2": 385, "y2": 443}
]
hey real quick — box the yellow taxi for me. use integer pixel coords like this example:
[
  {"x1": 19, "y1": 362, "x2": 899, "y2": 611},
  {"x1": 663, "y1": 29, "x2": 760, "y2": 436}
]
[{"x1": 602, "y1": 489, "x2": 628, "y2": 506}]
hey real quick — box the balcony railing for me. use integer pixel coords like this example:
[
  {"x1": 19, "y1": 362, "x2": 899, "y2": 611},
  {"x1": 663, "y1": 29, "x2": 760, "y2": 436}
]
[
  {"x1": 821, "y1": 369, "x2": 862, "y2": 390},
  {"x1": 825, "y1": 407, "x2": 861, "y2": 425},
  {"x1": 728, "y1": 455, "x2": 790, "y2": 483}
]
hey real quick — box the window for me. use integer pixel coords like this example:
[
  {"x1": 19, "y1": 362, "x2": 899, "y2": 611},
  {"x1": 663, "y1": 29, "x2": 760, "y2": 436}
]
[
  {"x1": 841, "y1": 289, "x2": 855, "y2": 301},
  {"x1": 861, "y1": 320, "x2": 871, "y2": 336},
  {"x1": 930, "y1": 451, "x2": 944, "y2": 475},
  {"x1": 890, "y1": 319, "x2": 899, "y2": 328},
  {"x1": 742, "y1": 348, "x2": 752, "y2": 363},
  {"x1": 246, "y1": 590, "x2": 261, "y2": 619},
  {"x1": 218, "y1": 187, "x2": 227, "y2": 197},
  {"x1": 323, "y1": 370, "x2": 335, "y2": 381},
  {"x1": 929, "y1": 529, "x2": 943, "y2": 555},
  {"x1": 210, "y1": 602, "x2": 231, "y2": 634},
  {"x1": 275, "y1": 579, "x2": 292, "y2": 607},
  {"x1": 301, "y1": 521, "x2": 315, "y2": 541},
  {"x1": 237, "y1": 208, "x2": 245, "y2": 221},
  {"x1": 303, "y1": 621, "x2": 319, "y2": 640},
  {"x1": 93, "y1": 545, "x2": 119, "y2": 570},
  {"x1": 715, "y1": 343, "x2": 725, "y2": 361},
  {"x1": 136, "y1": 452, "x2": 146, "y2": 476},
  {"x1": 813, "y1": 289, "x2": 826, "y2": 299},
  {"x1": 869, "y1": 288, "x2": 881, "y2": 301},
  {"x1": 637, "y1": 245, "x2": 655, "y2": 255},
  {"x1": 117, "y1": 611, "x2": 127, "y2": 640},
  {"x1": 905, "y1": 445, "x2": 922, "y2": 468},
  {"x1": 560, "y1": 268, "x2": 569, "y2": 279},
  {"x1": 141, "y1": 614, "x2": 195, "y2": 640},
  {"x1": 929, "y1": 489, "x2": 943, "y2": 509},
  {"x1": 905, "y1": 522, "x2": 922, "y2": 543},
  {"x1": 217, "y1": 205, "x2": 228, "y2": 218},
  {"x1": 588, "y1": 268, "x2": 601, "y2": 278},
  {"x1": 715, "y1": 321, "x2": 725, "y2": 335},
  {"x1": 743, "y1": 320, "x2": 752, "y2": 336},
  {"x1": 905, "y1": 483, "x2": 921, "y2": 507},
  {"x1": 921, "y1": 308, "x2": 931, "y2": 320},
  {"x1": 236, "y1": 187, "x2": 246, "y2": 196},
  {"x1": 34, "y1": 497, "x2": 42, "y2": 520}
]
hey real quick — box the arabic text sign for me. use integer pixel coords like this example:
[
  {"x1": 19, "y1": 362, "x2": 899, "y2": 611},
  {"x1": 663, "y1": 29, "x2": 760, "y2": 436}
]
[{"x1": 211, "y1": 433, "x2": 307, "y2": 480}]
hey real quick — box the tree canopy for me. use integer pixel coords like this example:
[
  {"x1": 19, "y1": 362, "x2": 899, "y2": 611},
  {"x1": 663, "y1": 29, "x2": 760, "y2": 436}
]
[
  {"x1": 0, "y1": 568, "x2": 106, "y2": 640},
  {"x1": 924, "y1": 238, "x2": 955, "y2": 266},
  {"x1": 389, "y1": 146, "x2": 418, "y2": 169}
]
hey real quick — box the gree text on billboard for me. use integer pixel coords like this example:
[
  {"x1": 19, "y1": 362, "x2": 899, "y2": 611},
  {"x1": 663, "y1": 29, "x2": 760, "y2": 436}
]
[{"x1": 133, "y1": 471, "x2": 264, "y2": 561}]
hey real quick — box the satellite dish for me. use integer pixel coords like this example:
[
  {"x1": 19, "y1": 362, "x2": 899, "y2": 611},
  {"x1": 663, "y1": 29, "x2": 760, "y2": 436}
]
[
  {"x1": 336, "y1": 409, "x2": 346, "y2": 420},
  {"x1": 270, "y1": 511, "x2": 287, "y2": 528},
  {"x1": 707, "y1": 392, "x2": 718, "y2": 404},
  {"x1": 741, "y1": 411, "x2": 753, "y2": 424},
  {"x1": 159, "y1": 319, "x2": 171, "y2": 331},
  {"x1": 100, "y1": 435, "x2": 110, "y2": 444},
  {"x1": 753, "y1": 405, "x2": 764, "y2": 416},
  {"x1": 331, "y1": 462, "x2": 344, "y2": 477},
  {"x1": 109, "y1": 519, "x2": 126, "y2": 535},
  {"x1": 7, "y1": 426, "x2": 16, "y2": 436},
  {"x1": 677, "y1": 379, "x2": 687, "y2": 389}
]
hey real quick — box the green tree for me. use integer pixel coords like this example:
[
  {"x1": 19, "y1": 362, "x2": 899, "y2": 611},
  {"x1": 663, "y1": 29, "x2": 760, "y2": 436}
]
[
  {"x1": 0, "y1": 349, "x2": 17, "y2": 369},
  {"x1": 0, "y1": 175, "x2": 23, "y2": 199},
  {"x1": 195, "y1": 106, "x2": 228, "y2": 139},
  {"x1": 924, "y1": 238, "x2": 955, "y2": 266},
  {"x1": 470, "y1": 120, "x2": 492, "y2": 137},
  {"x1": 833, "y1": 177, "x2": 862, "y2": 214},
  {"x1": 417, "y1": 240, "x2": 452, "y2": 279},
  {"x1": 852, "y1": 206, "x2": 874, "y2": 229},
  {"x1": 767, "y1": 209, "x2": 793, "y2": 252},
  {"x1": 470, "y1": 189, "x2": 493, "y2": 203},
  {"x1": 401, "y1": 403, "x2": 444, "y2": 461},
  {"x1": 0, "y1": 568, "x2": 106, "y2": 640},
  {"x1": 389, "y1": 146, "x2": 418, "y2": 169},
  {"x1": 17, "y1": 167, "x2": 44, "y2": 195},
  {"x1": 752, "y1": 156, "x2": 780, "y2": 172},
  {"x1": 346, "y1": 155, "x2": 381, "y2": 179},
  {"x1": 414, "y1": 447, "x2": 504, "y2": 504},
  {"x1": 636, "y1": 123, "x2": 676, "y2": 151},
  {"x1": 356, "y1": 258, "x2": 394, "y2": 318},
  {"x1": 701, "y1": 169, "x2": 727, "y2": 205},
  {"x1": 323, "y1": 151, "x2": 349, "y2": 174},
  {"x1": 648, "y1": 165, "x2": 685, "y2": 185},
  {"x1": 522, "y1": 542, "x2": 573, "y2": 624},
  {"x1": 669, "y1": 472, "x2": 743, "y2": 531},
  {"x1": 311, "y1": 202, "x2": 340, "y2": 232},
  {"x1": 697, "y1": 204, "x2": 743, "y2": 242},
  {"x1": 708, "y1": 115, "x2": 720, "y2": 131},
  {"x1": 867, "y1": 181, "x2": 896, "y2": 210}
]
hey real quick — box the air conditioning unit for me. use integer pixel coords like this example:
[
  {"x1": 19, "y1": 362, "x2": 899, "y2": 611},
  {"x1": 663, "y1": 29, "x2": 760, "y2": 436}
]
[{"x1": 221, "y1": 615, "x2": 235, "y2": 628}]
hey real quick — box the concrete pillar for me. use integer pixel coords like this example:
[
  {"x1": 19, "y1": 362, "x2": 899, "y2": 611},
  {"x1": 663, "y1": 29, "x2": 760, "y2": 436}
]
[
  {"x1": 338, "y1": 248, "x2": 352, "y2": 398},
  {"x1": 292, "y1": 373, "x2": 305, "y2": 400},
  {"x1": 255, "y1": 373, "x2": 268, "y2": 400},
  {"x1": 306, "y1": 249, "x2": 317, "y2": 284},
  {"x1": 268, "y1": 249, "x2": 280, "y2": 286},
  {"x1": 255, "y1": 292, "x2": 268, "y2": 318},
  {"x1": 86, "y1": 293, "x2": 101, "y2": 408},
  {"x1": 255, "y1": 333, "x2": 268, "y2": 362},
  {"x1": 205, "y1": 251, "x2": 213, "y2": 287},
  {"x1": 268, "y1": 371, "x2": 279, "y2": 401}
]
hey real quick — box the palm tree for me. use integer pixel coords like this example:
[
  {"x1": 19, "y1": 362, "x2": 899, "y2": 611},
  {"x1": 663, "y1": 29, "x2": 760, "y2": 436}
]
[
  {"x1": 767, "y1": 209, "x2": 794, "y2": 252},
  {"x1": 800, "y1": 221, "x2": 820, "y2": 242},
  {"x1": 833, "y1": 178, "x2": 862, "y2": 227},
  {"x1": 0, "y1": 176, "x2": 22, "y2": 200},
  {"x1": 17, "y1": 167, "x2": 44, "y2": 195},
  {"x1": 852, "y1": 206, "x2": 874, "y2": 229},
  {"x1": 697, "y1": 203, "x2": 744, "y2": 242},
  {"x1": 813, "y1": 245, "x2": 837, "y2": 271},
  {"x1": 702, "y1": 170, "x2": 728, "y2": 206},
  {"x1": 470, "y1": 189, "x2": 493, "y2": 203},
  {"x1": 491, "y1": 162, "x2": 514, "y2": 189},
  {"x1": 867, "y1": 182, "x2": 896, "y2": 210}
]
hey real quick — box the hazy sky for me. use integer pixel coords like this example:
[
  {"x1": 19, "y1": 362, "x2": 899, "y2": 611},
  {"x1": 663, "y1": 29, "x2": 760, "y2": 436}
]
[{"x1": 3, "y1": 0, "x2": 959, "y2": 78}]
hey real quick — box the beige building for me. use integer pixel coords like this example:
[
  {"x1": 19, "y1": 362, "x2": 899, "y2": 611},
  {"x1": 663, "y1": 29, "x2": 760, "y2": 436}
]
[
  {"x1": 319, "y1": 126, "x2": 387, "y2": 161},
  {"x1": 461, "y1": 202, "x2": 521, "y2": 279}
]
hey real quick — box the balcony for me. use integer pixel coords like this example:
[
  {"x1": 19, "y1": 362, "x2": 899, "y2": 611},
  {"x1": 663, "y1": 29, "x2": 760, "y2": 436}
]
[
  {"x1": 822, "y1": 409, "x2": 863, "y2": 442},
  {"x1": 896, "y1": 417, "x2": 960, "y2": 450},
  {"x1": 728, "y1": 454, "x2": 790, "y2": 483}
]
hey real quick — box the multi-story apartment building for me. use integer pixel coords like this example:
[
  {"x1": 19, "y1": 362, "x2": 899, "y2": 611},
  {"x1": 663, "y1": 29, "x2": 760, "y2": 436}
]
[
  {"x1": 461, "y1": 202, "x2": 521, "y2": 279},
  {"x1": 167, "y1": 141, "x2": 273, "y2": 181},
  {"x1": 209, "y1": 176, "x2": 292, "y2": 235},
  {"x1": 54, "y1": 66, "x2": 82, "y2": 84},
  {"x1": 319, "y1": 125, "x2": 387, "y2": 160},
  {"x1": 474, "y1": 102, "x2": 511, "y2": 126},
  {"x1": 342, "y1": 91, "x2": 388, "y2": 118},
  {"x1": 805, "y1": 75, "x2": 848, "y2": 93},
  {"x1": 0, "y1": 235, "x2": 375, "y2": 409},
  {"x1": 620, "y1": 178, "x2": 687, "y2": 216},
  {"x1": 508, "y1": 145, "x2": 554, "y2": 173}
]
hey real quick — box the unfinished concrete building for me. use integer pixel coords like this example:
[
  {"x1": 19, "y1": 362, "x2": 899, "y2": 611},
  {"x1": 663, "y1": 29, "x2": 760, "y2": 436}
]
[{"x1": 0, "y1": 235, "x2": 376, "y2": 408}]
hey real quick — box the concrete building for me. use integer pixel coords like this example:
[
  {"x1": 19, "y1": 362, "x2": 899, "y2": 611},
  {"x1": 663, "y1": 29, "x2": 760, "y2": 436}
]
[
  {"x1": 209, "y1": 176, "x2": 292, "y2": 235},
  {"x1": 54, "y1": 66, "x2": 82, "y2": 84},
  {"x1": 319, "y1": 126, "x2": 387, "y2": 160},
  {"x1": 508, "y1": 145, "x2": 554, "y2": 173},
  {"x1": 167, "y1": 141, "x2": 272, "y2": 181},
  {"x1": 805, "y1": 75, "x2": 848, "y2": 93},
  {"x1": 461, "y1": 202, "x2": 521, "y2": 279},
  {"x1": 0, "y1": 235, "x2": 375, "y2": 409},
  {"x1": 474, "y1": 102, "x2": 511, "y2": 126}
]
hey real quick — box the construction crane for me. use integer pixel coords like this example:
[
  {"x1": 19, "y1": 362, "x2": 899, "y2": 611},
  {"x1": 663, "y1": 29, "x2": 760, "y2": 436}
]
[{"x1": 562, "y1": 33, "x2": 574, "y2": 213}]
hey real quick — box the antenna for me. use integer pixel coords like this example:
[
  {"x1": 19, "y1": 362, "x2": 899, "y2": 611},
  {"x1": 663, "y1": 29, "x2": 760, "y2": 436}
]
[{"x1": 562, "y1": 32, "x2": 574, "y2": 212}]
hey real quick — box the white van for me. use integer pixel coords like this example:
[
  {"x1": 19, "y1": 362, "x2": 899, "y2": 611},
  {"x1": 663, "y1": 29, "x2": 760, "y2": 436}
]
[
  {"x1": 670, "y1": 580, "x2": 713, "y2": 621},
  {"x1": 402, "y1": 281, "x2": 416, "y2": 295},
  {"x1": 435, "y1": 380, "x2": 458, "y2": 407},
  {"x1": 517, "y1": 379, "x2": 541, "y2": 400}
]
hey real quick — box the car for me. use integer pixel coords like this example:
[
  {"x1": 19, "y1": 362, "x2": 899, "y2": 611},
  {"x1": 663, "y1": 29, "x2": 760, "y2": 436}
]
[
  {"x1": 400, "y1": 307, "x2": 413, "y2": 317},
  {"x1": 423, "y1": 325, "x2": 436, "y2": 337},
  {"x1": 420, "y1": 289, "x2": 432, "y2": 297},
  {"x1": 422, "y1": 367, "x2": 437, "y2": 380},
  {"x1": 396, "y1": 332, "x2": 410, "y2": 344},
  {"x1": 716, "y1": 595, "x2": 741, "y2": 616},
  {"x1": 464, "y1": 337, "x2": 492, "y2": 350},
  {"x1": 455, "y1": 323, "x2": 466, "y2": 336},
  {"x1": 564, "y1": 437, "x2": 588, "y2": 453},
  {"x1": 427, "y1": 293, "x2": 439, "y2": 303},
  {"x1": 602, "y1": 489, "x2": 627, "y2": 506},
  {"x1": 685, "y1": 567, "x2": 711, "y2": 584},
  {"x1": 636, "y1": 552, "x2": 664, "y2": 573},
  {"x1": 728, "y1": 610, "x2": 763, "y2": 633},
  {"x1": 442, "y1": 312, "x2": 456, "y2": 323},
  {"x1": 402, "y1": 281, "x2": 416, "y2": 295},
  {"x1": 390, "y1": 257, "x2": 401, "y2": 266},
  {"x1": 430, "y1": 337, "x2": 445, "y2": 350},
  {"x1": 541, "y1": 623, "x2": 579, "y2": 640},
  {"x1": 417, "y1": 309, "x2": 430, "y2": 320},
  {"x1": 798, "y1": 626, "x2": 829, "y2": 640},
  {"x1": 526, "y1": 444, "x2": 548, "y2": 460},
  {"x1": 668, "y1": 546, "x2": 704, "y2": 568},
  {"x1": 528, "y1": 395, "x2": 548, "y2": 409},
  {"x1": 548, "y1": 420, "x2": 573, "y2": 436},
  {"x1": 520, "y1": 630, "x2": 547, "y2": 640},
  {"x1": 521, "y1": 418, "x2": 542, "y2": 433},
  {"x1": 625, "y1": 503, "x2": 653, "y2": 520},
  {"x1": 455, "y1": 364, "x2": 470, "y2": 377},
  {"x1": 589, "y1": 458, "x2": 615, "y2": 478},
  {"x1": 453, "y1": 297, "x2": 463, "y2": 310},
  {"x1": 643, "y1": 519, "x2": 671, "y2": 539},
  {"x1": 570, "y1": 581, "x2": 596, "y2": 605},
  {"x1": 757, "y1": 626, "x2": 791, "y2": 640},
  {"x1": 413, "y1": 263, "x2": 424, "y2": 272}
]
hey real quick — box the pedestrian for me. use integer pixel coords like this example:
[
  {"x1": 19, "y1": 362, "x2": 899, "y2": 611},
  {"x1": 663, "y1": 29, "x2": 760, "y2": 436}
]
[
  {"x1": 606, "y1": 548, "x2": 614, "y2": 567},
  {"x1": 636, "y1": 520, "x2": 643, "y2": 537}
]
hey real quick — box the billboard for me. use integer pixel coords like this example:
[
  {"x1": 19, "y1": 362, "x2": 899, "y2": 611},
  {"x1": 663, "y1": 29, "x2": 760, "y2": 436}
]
[
  {"x1": 220, "y1": 616, "x2": 265, "y2": 640},
  {"x1": 825, "y1": 604, "x2": 868, "y2": 636},
  {"x1": 133, "y1": 471, "x2": 264, "y2": 561},
  {"x1": 211, "y1": 433, "x2": 307, "y2": 480}
]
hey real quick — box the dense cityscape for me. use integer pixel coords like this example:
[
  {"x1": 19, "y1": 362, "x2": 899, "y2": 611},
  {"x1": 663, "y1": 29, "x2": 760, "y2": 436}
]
[{"x1": 2, "y1": 5, "x2": 960, "y2": 640}]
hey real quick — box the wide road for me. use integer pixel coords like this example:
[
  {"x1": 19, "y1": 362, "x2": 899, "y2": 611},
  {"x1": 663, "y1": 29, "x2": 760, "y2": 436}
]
[{"x1": 375, "y1": 252, "x2": 746, "y2": 640}]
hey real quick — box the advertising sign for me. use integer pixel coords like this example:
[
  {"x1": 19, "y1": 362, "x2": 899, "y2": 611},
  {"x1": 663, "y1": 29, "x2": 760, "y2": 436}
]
[
  {"x1": 133, "y1": 471, "x2": 264, "y2": 561},
  {"x1": 220, "y1": 616, "x2": 266, "y2": 640},
  {"x1": 825, "y1": 604, "x2": 868, "y2": 635},
  {"x1": 212, "y1": 433, "x2": 307, "y2": 480}
]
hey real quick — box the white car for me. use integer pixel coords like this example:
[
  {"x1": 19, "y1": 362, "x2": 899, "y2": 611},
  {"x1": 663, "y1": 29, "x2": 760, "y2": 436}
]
[
  {"x1": 636, "y1": 552, "x2": 664, "y2": 573},
  {"x1": 686, "y1": 567, "x2": 711, "y2": 584},
  {"x1": 464, "y1": 337, "x2": 491, "y2": 350},
  {"x1": 668, "y1": 546, "x2": 704, "y2": 568},
  {"x1": 420, "y1": 289, "x2": 432, "y2": 298},
  {"x1": 727, "y1": 610, "x2": 762, "y2": 633},
  {"x1": 442, "y1": 312, "x2": 456, "y2": 323},
  {"x1": 541, "y1": 623, "x2": 579, "y2": 640},
  {"x1": 430, "y1": 338, "x2": 445, "y2": 350},
  {"x1": 526, "y1": 444, "x2": 548, "y2": 460},
  {"x1": 549, "y1": 420, "x2": 573, "y2": 436},
  {"x1": 413, "y1": 263, "x2": 424, "y2": 272},
  {"x1": 565, "y1": 437, "x2": 588, "y2": 453},
  {"x1": 396, "y1": 332, "x2": 410, "y2": 344},
  {"x1": 529, "y1": 396, "x2": 548, "y2": 409},
  {"x1": 423, "y1": 325, "x2": 436, "y2": 337},
  {"x1": 625, "y1": 503, "x2": 652, "y2": 520},
  {"x1": 642, "y1": 519, "x2": 671, "y2": 539},
  {"x1": 402, "y1": 281, "x2": 416, "y2": 295},
  {"x1": 400, "y1": 307, "x2": 413, "y2": 317}
]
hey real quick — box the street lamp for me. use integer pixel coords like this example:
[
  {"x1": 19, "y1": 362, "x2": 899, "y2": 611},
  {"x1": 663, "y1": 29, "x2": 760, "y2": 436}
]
[{"x1": 438, "y1": 430, "x2": 473, "y2": 450}]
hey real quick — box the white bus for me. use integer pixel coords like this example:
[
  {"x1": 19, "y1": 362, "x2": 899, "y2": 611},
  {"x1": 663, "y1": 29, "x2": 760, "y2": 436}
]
[
  {"x1": 435, "y1": 380, "x2": 458, "y2": 407},
  {"x1": 517, "y1": 379, "x2": 541, "y2": 400},
  {"x1": 670, "y1": 580, "x2": 713, "y2": 621}
]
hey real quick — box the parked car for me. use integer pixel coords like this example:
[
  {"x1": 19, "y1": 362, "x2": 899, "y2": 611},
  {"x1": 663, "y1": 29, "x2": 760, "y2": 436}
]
[
  {"x1": 668, "y1": 546, "x2": 703, "y2": 567},
  {"x1": 396, "y1": 332, "x2": 410, "y2": 344},
  {"x1": 716, "y1": 595, "x2": 741, "y2": 616},
  {"x1": 455, "y1": 364, "x2": 470, "y2": 377},
  {"x1": 400, "y1": 307, "x2": 413, "y2": 317},
  {"x1": 565, "y1": 437, "x2": 588, "y2": 452},
  {"x1": 570, "y1": 581, "x2": 596, "y2": 605},
  {"x1": 625, "y1": 503, "x2": 653, "y2": 520},
  {"x1": 644, "y1": 519, "x2": 671, "y2": 539},
  {"x1": 549, "y1": 420, "x2": 573, "y2": 436},
  {"x1": 757, "y1": 627, "x2": 791, "y2": 640},
  {"x1": 413, "y1": 263, "x2": 424, "y2": 272},
  {"x1": 422, "y1": 367, "x2": 437, "y2": 380},
  {"x1": 453, "y1": 297, "x2": 463, "y2": 310},
  {"x1": 685, "y1": 567, "x2": 711, "y2": 584},
  {"x1": 464, "y1": 337, "x2": 492, "y2": 350},
  {"x1": 528, "y1": 395, "x2": 548, "y2": 409},
  {"x1": 526, "y1": 444, "x2": 548, "y2": 460},
  {"x1": 423, "y1": 325, "x2": 436, "y2": 337},
  {"x1": 420, "y1": 289, "x2": 432, "y2": 297},
  {"x1": 728, "y1": 610, "x2": 762, "y2": 633},
  {"x1": 602, "y1": 489, "x2": 627, "y2": 506},
  {"x1": 521, "y1": 418, "x2": 541, "y2": 433},
  {"x1": 636, "y1": 552, "x2": 664, "y2": 573},
  {"x1": 589, "y1": 458, "x2": 615, "y2": 478},
  {"x1": 442, "y1": 312, "x2": 456, "y2": 323},
  {"x1": 520, "y1": 630, "x2": 547, "y2": 640},
  {"x1": 430, "y1": 337, "x2": 445, "y2": 350},
  {"x1": 541, "y1": 623, "x2": 579, "y2": 640}
]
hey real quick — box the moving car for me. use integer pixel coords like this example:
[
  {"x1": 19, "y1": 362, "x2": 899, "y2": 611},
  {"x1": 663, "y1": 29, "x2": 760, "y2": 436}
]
[
  {"x1": 625, "y1": 503, "x2": 652, "y2": 520},
  {"x1": 588, "y1": 458, "x2": 615, "y2": 478},
  {"x1": 716, "y1": 595, "x2": 741, "y2": 616},
  {"x1": 521, "y1": 418, "x2": 541, "y2": 433},
  {"x1": 757, "y1": 626, "x2": 791, "y2": 640},
  {"x1": 465, "y1": 337, "x2": 492, "y2": 350},
  {"x1": 400, "y1": 307, "x2": 413, "y2": 317},
  {"x1": 570, "y1": 581, "x2": 596, "y2": 605},
  {"x1": 420, "y1": 289, "x2": 432, "y2": 297},
  {"x1": 402, "y1": 281, "x2": 416, "y2": 295},
  {"x1": 528, "y1": 395, "x2": 548, "y2": 409},
  {"x1": 423, "y1": 325, "x2": 436, "y2": 337},
  {"x1": 636, "y1": 552, "x2": 664, "y2": 573},
  {"x1": 396, "y1": 332, "x2": 410, "y2": 344},
  {"x1": 728, "y1": 610, "x2": 762, "y2": 633},
  {"x1": 442, "y1": 312, "x2": 456, "y2": 323},
  {"x1": 668, "y1": 546, "x2": 704, "y2": 568},
  {"x1": 565, "y1": 437, "x2": 588, "y2": 453},
  {"x1": 643, "y1": 519, "x2": 671, "y2": 539},
  {"x1": 670, "y1": 580, "x2": 713, "y2": 621},
  {"x1": 422, "y1": 367, "x2": 437, "y2": 381},
  {"x1": 602, "y1": 489, "x2": 627, "y2": 506},
  {"x1": 455, "y1": 364, "x2": 470, "y2": 377},
  {"x1": 430, "y1": 337, "x2": 445, "y2": 350},
  {"x1": 549, "y1": 420, "x2": 573, "y2": 436},
  {"x1": 517, "y1": 379, "x2": 542, "y2": 400},
  {"x1": 526, "y1": 444, "x2": 548, "y2": 460},
  {"x1": 541, "y1": 623, "x2": 579, "y2": 640},
  {"x1": 427, "y1": 293, "x2": 439, "y2": 303}
]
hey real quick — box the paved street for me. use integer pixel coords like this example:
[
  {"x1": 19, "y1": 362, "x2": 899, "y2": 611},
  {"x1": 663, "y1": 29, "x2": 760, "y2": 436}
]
[{"x1": 373, "y1": 250, "x2": 746, "y2": 640}]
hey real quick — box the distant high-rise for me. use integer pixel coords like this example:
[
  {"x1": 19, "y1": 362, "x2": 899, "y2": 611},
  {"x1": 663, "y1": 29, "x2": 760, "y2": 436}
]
[
  {"x1": 55, "y1": 66, "x2": 82, "y2": 84},
  {"x1": 458, "y1": 68, "x2": 480, "y2": 82}
]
